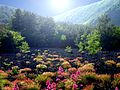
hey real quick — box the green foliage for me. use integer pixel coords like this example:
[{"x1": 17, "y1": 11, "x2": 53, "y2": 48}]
[
  {"x1": 1, "y1": 7, "x2": 120, "y2": 52},
  {"x1": 86, "y1": 31, "x2": 102, "y2": 54},
  {"x1": 65, "y1": 46, "x2": 72, "y2": 53},
  {"x1": 0, "y1": 25, "x2": 30, "y2": 53},
  {"x1": 96, "y1": 15, "x2": 120, "y2": 50},
  {"x1": 77, "y1": 34, "x2": 87, "y2": 52},
  {"x1": 35, "y1": 74, "x2": 50, "y2": 85},
  {"x1": 77, "y1": 42, "x2": 85, "y2": 52},
  {"x1": 19, "y1": 41, "x2": 30, "y2": 53},
  {"x1": 12, "y1": 67, "x2": 19, "y2": 75},
  {"x1": 0, "y1": 25, "x2": 8, "y2": 47},
  {"x1": 10, "y1": 31, "x2": 30, "y2": 53},
  {"x1": 0, "y1": 74, "x2": 10, "y2": 89},
  {"x1": 61, "y1": 34, "x2": 67, "y2": 41},
  {"x1": 10, "y1": 31, "x2": 24, "y2": 45},
  {"x1": 77, "y1": 31, "x2": 101, "y2": 54},
  {"x1": 0, "y1": 79, "x2": 8, "y2": 89},
  {"x1": 0, "y1": 75, "x2": 5, "y2": 89}
]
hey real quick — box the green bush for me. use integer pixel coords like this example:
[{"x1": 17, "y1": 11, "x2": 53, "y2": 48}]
[
  {"x1": 0, "y1": 74, "x2": 11, "y2": 89},
  {"x1": 61, "y1": 34, "x2": 67, "y2": 41},
  {"x1": 77, "y1": 34, "x2": 87, "y2": 52},
  {"x1": 65, "y1": 46, "x2": 72, "y2": 53},
  {"x1": 77, "y1": 31, "x2": 101, "y2": 54},
  {"x1": 86, "y1": 30, "x2": 102, "y2": 54},
  {"x1": 12, "y1": 67, "x2": 19, "y2": 75},
  {"x1": 0, "y1": 25, "x2": 30, "y2": 53},
  {"x1": 19, "y1": 41, "x2": 30, "y2": 53},
  {"x1": 10, "y1": 31, "x2": 30, "y2": 53}
]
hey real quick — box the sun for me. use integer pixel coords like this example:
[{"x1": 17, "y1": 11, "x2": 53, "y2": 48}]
[{"x1": 51, "y1": 0, "x2": 69, "y2": 11}]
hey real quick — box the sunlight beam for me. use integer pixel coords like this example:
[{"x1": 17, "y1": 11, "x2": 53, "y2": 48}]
[{"x1": 51, "y1": 0, "x2": 70, "y2": 11}]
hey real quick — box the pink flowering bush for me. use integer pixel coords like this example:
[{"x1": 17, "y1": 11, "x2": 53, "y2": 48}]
[{"x1": 46, "y1": 80, "x2": 57, "y2": 90}]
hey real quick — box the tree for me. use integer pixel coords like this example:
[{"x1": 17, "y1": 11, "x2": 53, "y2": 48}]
[
  {"x1": 0, "y1": 25, "x2": 8, "y2": 47},
  {"x1": 97, "y1": 15, "x2": 120, "y2": 50},
  {"x1": 97, "y1": 15, "x2": 114, "y2": 50},
  {"x1": 0, "y1": 25, "x2": 30, "y2": 53},
  {"x1": 12, "y1": 9, "x2": 37, "y2": 47},
  {"x1": 12, "y1": 9, "x2": 23, "y2": 32}
]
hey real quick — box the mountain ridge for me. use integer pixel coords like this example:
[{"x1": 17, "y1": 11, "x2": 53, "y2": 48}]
[
  {"x1": 0, "y1": 0, "x2": 120, "y2": 25},
  {"x1": 53, "y1": 0, "x2": 120, "y2": 25}
]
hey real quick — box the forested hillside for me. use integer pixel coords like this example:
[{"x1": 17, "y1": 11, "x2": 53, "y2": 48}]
[
  {"x1": 0, "y1": 5, "x2": 14, "y2": 25},
  {"x1": 1, "y1": 8, "x2": 120, "y2": 53}
]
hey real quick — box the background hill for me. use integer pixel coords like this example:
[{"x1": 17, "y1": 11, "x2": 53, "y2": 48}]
[
  {"x1": 0, "y1": 5, "x2": 14, "y2": 25},
  {"x1": 53, "y1": 0, "x2": 120, "y2": 25},
  {"x1": 0, "y1": 0, "x2": 120, "y2": 25}
]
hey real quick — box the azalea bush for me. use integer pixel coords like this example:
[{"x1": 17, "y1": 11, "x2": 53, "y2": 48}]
[{"x1": 0, "y1": 50, "x2": 120, "y2": 90}]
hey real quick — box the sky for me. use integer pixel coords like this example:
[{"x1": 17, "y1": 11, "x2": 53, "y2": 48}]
[{"x1": 0, "y1": 0, "x2": 101, "y2": 17}]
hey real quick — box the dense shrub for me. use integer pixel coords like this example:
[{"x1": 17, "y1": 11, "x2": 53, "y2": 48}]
[
  {"x1": 77, "y1": 30, "x2": 101, "y2": 54},
  {"x1": 10, "y1": 31, "x2": 30, "y2": 53},
  {"x1": 0, "y1": 25, "x2": 30, "y2": 53},
  {"x1": 65, "y1": 46, "x2": 72, "y2": 53}
]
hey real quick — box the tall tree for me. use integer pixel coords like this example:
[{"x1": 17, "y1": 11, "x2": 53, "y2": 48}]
[{"x1": 97, "y1": 15, "x2": 114, "y2": 50}]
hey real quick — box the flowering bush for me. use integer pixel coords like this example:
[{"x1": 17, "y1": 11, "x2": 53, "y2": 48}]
[
  {"x1": 68, "y1": 68, "x2": 77, "y2": 74},
  {"x1": 116, "y1": 63, "x2": 120, "y2": 68},
  {"x1": 83, "y1": 84, "x2": 94, "y2": 90},
  {"x1": 19, "y1": 68, "x2": 32, "y2": 73},
  {"x1": 64, "y1": 79, "x2": 75, "y2": 90},
  {"x1": 13, "y1": 73, "x2": 26, "y2": 80},
  {"x1": 12, "y1": 78, "x2": 36, "y2": 90},
  {"x1": 96, "y1": 74, "x2": 111, "y2": 89},
  {"x1": 36, "y1": 64, "x2": 47, "y2": 69},
  {"x1": 105, "y1": 60, "x2": 116, "y2": 66},
  {"x1": 0, "y1": 70, "x2": 8, "y2": 78},
  {"x1": 112, "y1": 73, "x2": 120, "y2": 88},
  {"x1": 79, "y1": 72, "x2": 96, "y2": 85},
  {"x1": 78, "y1": 63, "x2": 95, "y2": 73},
  {"x1": 46, "y1": 80, "x2": 57, "y2": 90},
  {"x1": 1, "y1": 51, "x2": 120, "y2": 90},
  {"x1": 34, "y1": 55, "x2": 45, "y2": 62},
  {"x1": 62, "y1": 61, "x2": 71, "y2": 69}
]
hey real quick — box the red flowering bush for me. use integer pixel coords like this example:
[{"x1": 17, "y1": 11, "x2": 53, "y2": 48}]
[{"x1": 68, "y1": 68, "x2": 77, "y2": 74}]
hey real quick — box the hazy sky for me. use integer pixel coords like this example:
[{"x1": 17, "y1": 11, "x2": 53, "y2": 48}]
[{"x1": 0, "y1": 0, "x2": 101, "y2": 16}]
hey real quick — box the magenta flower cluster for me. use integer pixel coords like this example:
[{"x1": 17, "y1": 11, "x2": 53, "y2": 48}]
[{"x1": 46, "y1": 80, "x2": 57, "y2": 90}]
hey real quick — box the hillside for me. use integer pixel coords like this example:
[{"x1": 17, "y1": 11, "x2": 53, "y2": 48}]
[
  {"x1": 0, "y1": 5, "x2": 14, "y2": 25},
  {"x1": 53, "y1": 0, "x2": 120, "y2": 25},
  {"x1": 0, "y1": 0, "x2": 120, "y2": 25}
]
